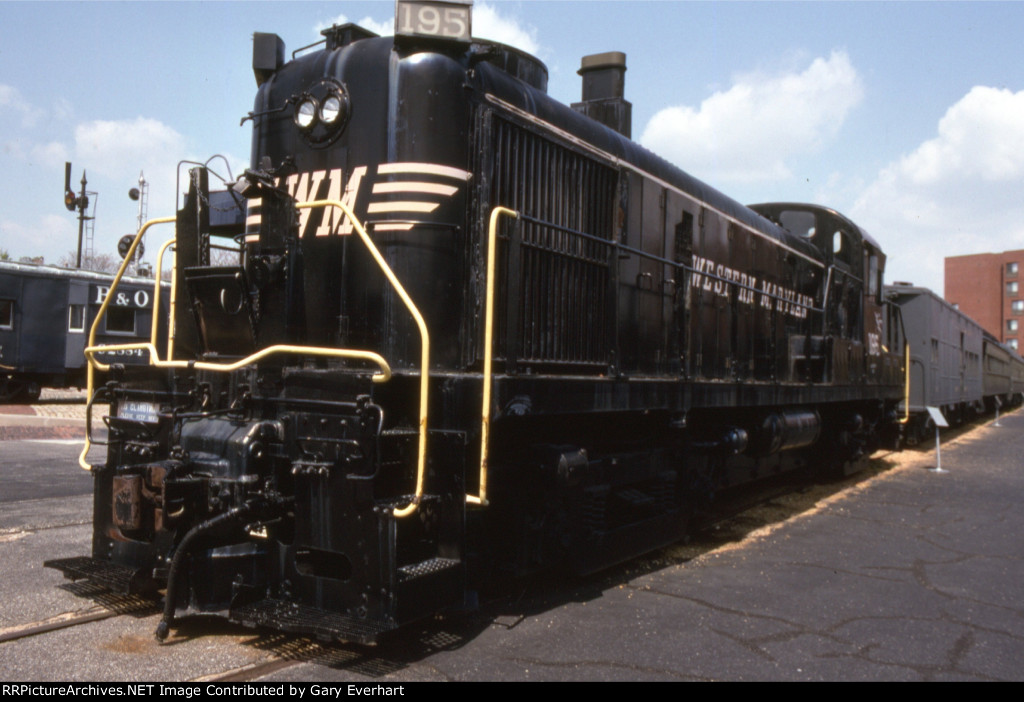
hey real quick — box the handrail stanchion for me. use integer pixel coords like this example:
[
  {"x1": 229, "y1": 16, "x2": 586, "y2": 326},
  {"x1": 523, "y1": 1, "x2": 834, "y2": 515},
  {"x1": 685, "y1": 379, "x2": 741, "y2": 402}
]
[
  {"x1": 79, "y1": 216, "x2": 176, "y2": 470},
  {"x1": 900, "y1": 341, "x2": 912, "y2": 424},
  {"x1": 298, "y1": 200, "x2": 430, "y2": 518},
  {"x1": 467, "y1": 207, "x2": 519, "y2": 507},
  {"x1": 151, "y1": 238, "x2": 175, "y2": 351}
]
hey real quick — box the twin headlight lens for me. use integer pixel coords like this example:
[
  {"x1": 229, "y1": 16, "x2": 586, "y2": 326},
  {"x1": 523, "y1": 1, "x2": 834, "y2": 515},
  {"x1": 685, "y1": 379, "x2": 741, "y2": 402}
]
[
  {"x1": 321, "y1": 95, "x2": 344, "y2": 124},
  {"x1": 295, "y1": 99, "x2": 318, "y2": 129},
  {"x1": 294, "y1": 90, "x2": 348, "y2": 131}
]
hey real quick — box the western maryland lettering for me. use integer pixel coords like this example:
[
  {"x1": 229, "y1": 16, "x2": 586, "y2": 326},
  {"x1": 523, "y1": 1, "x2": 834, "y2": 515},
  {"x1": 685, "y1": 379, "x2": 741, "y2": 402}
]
[
  {"x1": 690, "y1": 254, "x2": 812, "y2": 320},
  {"x1": 284, "y1": 167, "x2": 365, "y2": 237},
  {"x1": 690, "y1": 256, "x2": 758, "y2": 305},
  {"x1": 244, "y1": 162, "x2": 471, "y2": 241}
]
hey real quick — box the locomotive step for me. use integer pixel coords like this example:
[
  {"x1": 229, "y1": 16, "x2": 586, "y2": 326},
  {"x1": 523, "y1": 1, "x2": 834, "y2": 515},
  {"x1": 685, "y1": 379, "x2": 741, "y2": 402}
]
[
  {"x1": 397, "y1": 556, "x2": 460, "y2": 583},
  {"x1": 44, "y1": 556, "x2": 158, "y2": 596},
  {"x1": 229, "y1": 598, "x2": 396, "y2": 645},
  {"x1": 380, "y1": 427, "x2": 420, "y2": 437}
]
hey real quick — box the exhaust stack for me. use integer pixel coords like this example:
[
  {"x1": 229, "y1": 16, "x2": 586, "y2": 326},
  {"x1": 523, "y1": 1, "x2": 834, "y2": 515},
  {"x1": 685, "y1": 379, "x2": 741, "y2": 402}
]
[{"x1": 571, "y1": 51, "x2": 632, "y2": 138}]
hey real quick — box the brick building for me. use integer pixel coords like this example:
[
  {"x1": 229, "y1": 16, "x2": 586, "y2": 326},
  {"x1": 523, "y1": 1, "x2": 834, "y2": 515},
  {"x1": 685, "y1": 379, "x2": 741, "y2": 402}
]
[{"x1": 945, "y1": 250, "x2": 1024, "y2": 351}]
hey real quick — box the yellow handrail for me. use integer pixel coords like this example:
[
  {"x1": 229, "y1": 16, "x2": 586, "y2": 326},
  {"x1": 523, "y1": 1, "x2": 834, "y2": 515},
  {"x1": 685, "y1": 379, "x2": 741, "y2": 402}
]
[
  {"x1": 467, "y1": 206, "x2": 519, "y2": 507},
  {"x1": 899, "y1": 340, "x2": 911, "y2": 424},
  {"x1": 297, "y1": 200, "x2": 431, "y2": 518},
  {"x1": 80, "y1": 224, "x2": 393, "y2": 462},
  {"x1": 79, "y1": 200, "x2": 430, "y2": 520},
  {"x1": 85, "y1": 341, "x2": 392, "y2": 378},
  {"x1": 80, "y1": 203, "x2": 426, "y2": 516},
  {"x1": 80, "y1": 216, "x2": 175, "y2": 469},
  {"x1": 152, "y1": 237, "x2": 176, "y2": 360}
]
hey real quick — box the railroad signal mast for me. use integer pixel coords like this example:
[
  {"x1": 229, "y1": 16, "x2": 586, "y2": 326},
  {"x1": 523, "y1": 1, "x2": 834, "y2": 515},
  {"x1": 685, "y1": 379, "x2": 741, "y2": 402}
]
[
  {"x1": 63, "y1": 162, "x2": 97, "y2": 269},
  {"x1": 127, "y1": 172, "x2": 150, "y2": 275}
]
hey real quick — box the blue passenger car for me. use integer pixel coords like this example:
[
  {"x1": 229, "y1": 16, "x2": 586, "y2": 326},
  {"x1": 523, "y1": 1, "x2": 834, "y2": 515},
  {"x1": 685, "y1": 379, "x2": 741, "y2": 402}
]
[{"x1": 0, "y1": 261, "x2": 167, "y2": 401}]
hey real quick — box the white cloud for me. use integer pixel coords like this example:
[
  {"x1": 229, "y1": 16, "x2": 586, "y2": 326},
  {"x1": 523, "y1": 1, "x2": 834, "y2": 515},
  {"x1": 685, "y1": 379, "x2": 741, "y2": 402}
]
[
  {"x1": 640, "y1": 50, "x2": 863, "y2": 185},
  {"x1": 473, "y1": 2, "x2": 541, "y2": 55},
  {"x1": 69, "y1": 117, "x2": 189, "y2": 256},
  {"x1": 314, "y1": 3, "x2": 541, "y2": 55},
  {"x1": 850, "y1": 86, "x2": 1024, "y2": 293},
  {"x1": 0, "y1": 214, "x2": 77, "y2": 265},
  {"x1": 893, "y1": 86, "x2": 1024, "y2": 185},
  {"x1": 361, "y1": 15, "x2": 396, "y2": 38},
  {"x1": 3, "y1": 135, "x2": 67, "y2": 169},
  {"x1": 317, "y1": 13, "x2": 393, "y2": 38},
  {"x1": 75, "y1": 117, "x2": 184, "y2": 178},
  {"x1": 0, "y1": 84, "x2": 45, "y2": 128},
  {"x1": 30, "y1": 141, "x2": 69, "y2": 169},
  {"x1": 51, "y1": 97, "x2": 74, "y2": 124}
]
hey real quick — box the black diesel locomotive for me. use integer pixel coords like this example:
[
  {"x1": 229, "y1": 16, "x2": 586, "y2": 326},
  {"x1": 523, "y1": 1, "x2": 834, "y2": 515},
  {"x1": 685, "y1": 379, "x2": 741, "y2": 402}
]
[{"x1": 48, "y1": 2, "x2": 907, "y2": 643}]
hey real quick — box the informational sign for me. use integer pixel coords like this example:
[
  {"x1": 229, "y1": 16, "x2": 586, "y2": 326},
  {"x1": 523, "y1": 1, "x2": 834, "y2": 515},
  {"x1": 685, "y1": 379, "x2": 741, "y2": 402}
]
[
  {"x1": 926, "y1": 406, "x2": 949, "y2": 428},
  {"x1": 926, "y1": 406, "x2": 948, "y2": 473},
  {"x1": 117, "y1": 400, "x2": 160, "y2": 424}
]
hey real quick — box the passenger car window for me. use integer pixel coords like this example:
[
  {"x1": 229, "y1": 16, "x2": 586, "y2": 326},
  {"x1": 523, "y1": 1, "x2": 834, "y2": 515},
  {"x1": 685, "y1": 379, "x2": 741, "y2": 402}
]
[
  {"x1": 105, "y1": 307, "x2": 136, "y2": 334},
  {"x1": 68, "y1": 304, "x2": 85, "y2": 332},
  {"x1": 0, "y1": 299, "x2": 13, "y2": 330}
]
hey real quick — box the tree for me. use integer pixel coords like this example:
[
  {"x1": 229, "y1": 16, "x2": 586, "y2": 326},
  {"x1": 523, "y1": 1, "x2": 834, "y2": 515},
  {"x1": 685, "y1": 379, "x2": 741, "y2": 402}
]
[{"x1": 58, "y1": 251, "x2": 120, "y2": 273}]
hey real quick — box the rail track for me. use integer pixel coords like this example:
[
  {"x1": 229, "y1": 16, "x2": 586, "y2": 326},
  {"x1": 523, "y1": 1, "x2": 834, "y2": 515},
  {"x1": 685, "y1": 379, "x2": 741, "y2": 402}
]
[{"x1": 0, "y1": 606, "x2": 120, "y2": 644}]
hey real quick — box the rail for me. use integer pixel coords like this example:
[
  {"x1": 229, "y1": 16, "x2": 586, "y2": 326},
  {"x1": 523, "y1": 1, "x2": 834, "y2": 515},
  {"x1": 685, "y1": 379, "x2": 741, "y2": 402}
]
[{"x1": 79, "y1": 202, "x2": 428, "y2": 520}]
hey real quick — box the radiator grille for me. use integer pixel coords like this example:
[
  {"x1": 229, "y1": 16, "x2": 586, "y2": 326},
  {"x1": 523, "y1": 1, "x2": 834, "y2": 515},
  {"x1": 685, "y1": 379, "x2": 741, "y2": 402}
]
[{"x1": 485, "y1": 116, "x2": 618, "y2": 369}]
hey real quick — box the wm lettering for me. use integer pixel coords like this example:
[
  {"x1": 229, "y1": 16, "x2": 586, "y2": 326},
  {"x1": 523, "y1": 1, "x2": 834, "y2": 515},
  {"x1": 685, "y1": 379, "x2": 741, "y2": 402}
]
[{"x1": 280, "y1": 167, "x2": 366, "y2": 237}]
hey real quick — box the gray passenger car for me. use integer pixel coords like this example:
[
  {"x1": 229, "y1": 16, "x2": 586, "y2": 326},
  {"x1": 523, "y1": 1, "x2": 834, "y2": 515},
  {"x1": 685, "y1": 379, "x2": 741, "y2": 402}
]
[{"x1": 886, "y1": 283, "x2": 1023, "y2": 441}]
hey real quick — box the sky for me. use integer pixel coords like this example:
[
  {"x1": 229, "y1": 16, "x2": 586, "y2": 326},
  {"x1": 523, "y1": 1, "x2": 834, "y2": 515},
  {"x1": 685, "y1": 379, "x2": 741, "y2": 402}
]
[{"x1": 3, "y1": 0, "x2": 1024, "y2": 294}]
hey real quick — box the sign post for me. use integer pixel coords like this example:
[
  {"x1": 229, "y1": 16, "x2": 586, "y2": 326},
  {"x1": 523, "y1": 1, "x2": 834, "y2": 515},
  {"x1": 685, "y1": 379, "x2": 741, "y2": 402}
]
[{"x1": 926, "y1": 406, "x2": 949, "y2": 473}]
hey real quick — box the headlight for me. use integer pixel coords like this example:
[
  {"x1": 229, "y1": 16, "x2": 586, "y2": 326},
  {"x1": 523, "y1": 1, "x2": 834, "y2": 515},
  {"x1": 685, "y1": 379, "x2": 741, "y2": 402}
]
[
  {"x1": 321, "y1": 94, "x2": 345, "y2": 125},
  {"x1": 295, "y1": 97, "x2": 318, "y2": 130},
  {"x1": 291, "y1": 80, "x2": 350, "y2": 147}
]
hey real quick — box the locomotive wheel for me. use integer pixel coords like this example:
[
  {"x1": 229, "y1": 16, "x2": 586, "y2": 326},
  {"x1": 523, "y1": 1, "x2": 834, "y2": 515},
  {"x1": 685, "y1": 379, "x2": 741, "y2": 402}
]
[
  {"x1": 0, "y1": 376, "x2": 29, "y2": 403},
  {"x1": 19, "y1": 382, "x2": 41, "y2": 403}
]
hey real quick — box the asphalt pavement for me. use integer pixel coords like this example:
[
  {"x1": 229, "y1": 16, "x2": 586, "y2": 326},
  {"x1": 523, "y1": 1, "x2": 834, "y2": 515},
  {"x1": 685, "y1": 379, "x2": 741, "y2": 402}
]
[
  {"x1": 263, "y1": 411, "x2": 1024, "y2": 681},
  {"x1": 1, "y1": 399, "x2": 1023, "y2": 681}
]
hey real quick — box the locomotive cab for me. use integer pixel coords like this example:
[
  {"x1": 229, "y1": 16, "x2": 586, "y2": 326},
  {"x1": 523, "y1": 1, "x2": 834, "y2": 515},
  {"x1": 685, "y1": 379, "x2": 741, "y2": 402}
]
[{"x1": 749, "y1": 203, "x2": 901, "y2": 384}]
